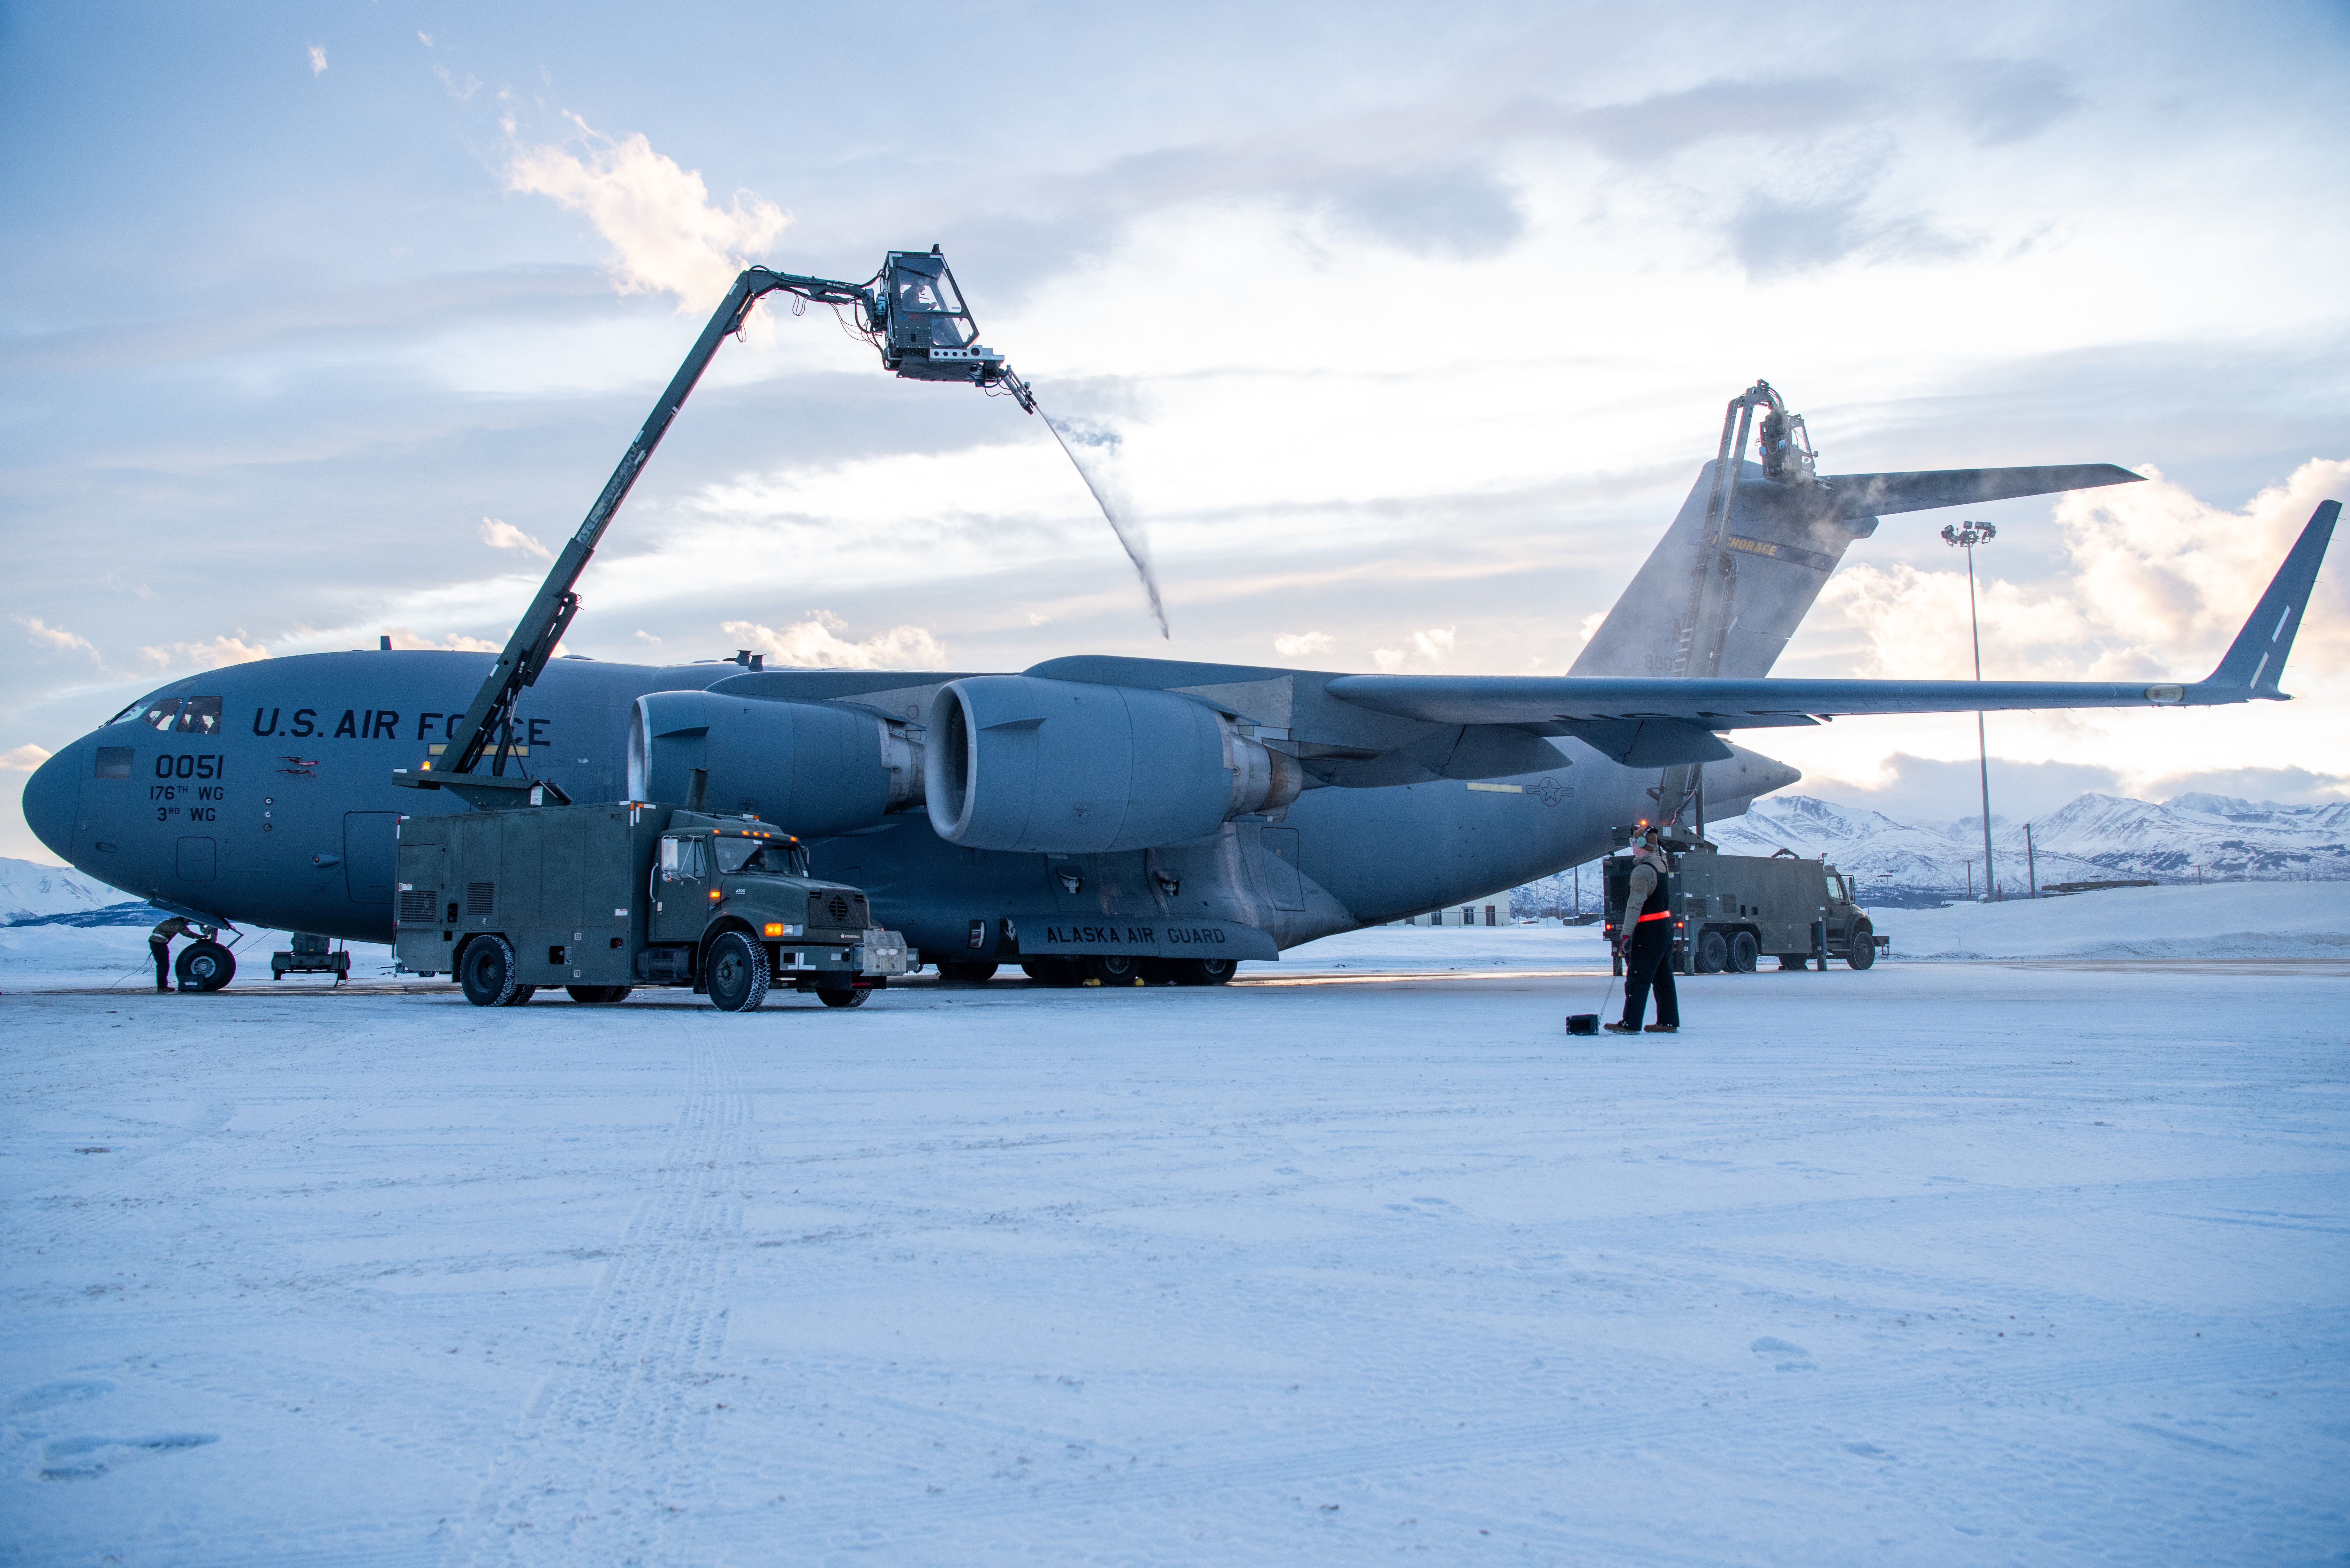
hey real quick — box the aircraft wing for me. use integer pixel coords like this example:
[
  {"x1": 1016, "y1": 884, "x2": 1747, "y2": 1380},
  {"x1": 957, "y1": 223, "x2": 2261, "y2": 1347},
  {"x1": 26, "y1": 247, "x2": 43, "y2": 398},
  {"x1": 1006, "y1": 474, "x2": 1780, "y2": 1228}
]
[{"x1": 1327, "y1": 500, "x2": 2338, "y2": 766}]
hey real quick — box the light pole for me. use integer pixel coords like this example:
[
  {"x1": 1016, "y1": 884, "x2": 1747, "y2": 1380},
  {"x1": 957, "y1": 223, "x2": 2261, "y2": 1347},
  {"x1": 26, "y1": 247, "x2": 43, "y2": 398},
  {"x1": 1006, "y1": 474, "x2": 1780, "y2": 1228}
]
[{"x1": 1942, "y1": 520, "x2": 1998, "y2": 900}]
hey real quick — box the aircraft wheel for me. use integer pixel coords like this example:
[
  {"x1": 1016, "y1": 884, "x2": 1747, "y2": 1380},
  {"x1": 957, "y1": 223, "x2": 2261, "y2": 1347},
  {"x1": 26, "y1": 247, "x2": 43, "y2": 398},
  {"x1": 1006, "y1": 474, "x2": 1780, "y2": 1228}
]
[
  {"x1": 936, "y1": 961, "x2": 997, "y2": 984},
  {"x1": 705, "y1": 932, "x2": 770, "y2": 1013},
  {"x1": 1694, "y1": 929, "x2": 1728, "y2": 974},
  {"x1": 1166, "y1": 958, "x2": 1237, "y2": 986},
  {"x1": 1729, "y1": 931, "x2": 1760, "y2": 973},
  {"x1": 1021, "y1": 958, "x2": 1083, "y2": 987},
  {"x1": 566, "y1": 985, "x2": 633, "y2": 1005},
  {"x1": 1084, "y1": 954, "x2": 1146, "y2": 985},
  {"x1": 459, "y1": 935, "x2": 519, "y2": 1007},
  {"x1": 1846, "y1": 919, "x2": 1877, "y2": 970},
  {"x1": 818, "y1": 985, "x2": 872, "y2": 1008},
  {"x1": 174, "y1": 939, "x2": 236, "y2": 993}
]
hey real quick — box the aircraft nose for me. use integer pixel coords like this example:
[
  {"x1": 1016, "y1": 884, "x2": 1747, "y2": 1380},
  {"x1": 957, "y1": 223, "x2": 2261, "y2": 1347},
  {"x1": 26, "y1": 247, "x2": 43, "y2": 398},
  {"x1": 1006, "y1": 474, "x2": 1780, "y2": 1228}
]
[{"x1": 20, "y1": 742, "x2": 79, "y2": 860}]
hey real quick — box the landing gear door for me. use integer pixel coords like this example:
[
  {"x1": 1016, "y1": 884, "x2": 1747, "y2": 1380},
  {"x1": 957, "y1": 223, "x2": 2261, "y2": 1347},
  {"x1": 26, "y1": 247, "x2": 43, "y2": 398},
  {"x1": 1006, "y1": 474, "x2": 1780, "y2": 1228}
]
[{"x1": 651, "y1": 833, "x2": 708, "y2": 943}]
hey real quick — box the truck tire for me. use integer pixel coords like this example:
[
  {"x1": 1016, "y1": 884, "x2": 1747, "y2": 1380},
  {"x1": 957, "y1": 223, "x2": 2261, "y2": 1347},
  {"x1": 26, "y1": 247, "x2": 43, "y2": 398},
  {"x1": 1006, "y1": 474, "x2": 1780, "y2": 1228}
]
[
  {"x1": 705, "y1": 932, "x2": 769, "y2": 1013},
  {"x1": 174, "y1": 939, "x2": 236, "y2": 993},
  {"x1": 936, "y1": 961, "x2": 997, "y2": 984},
  {"x1": 1846, "y1": 918, "x2": 1877, "y2": 970},
  {"x1": 1694, "y1": 929, "x2": 1727, "y2": 974},
  {"x1": 1166, "y1": 958, "x2": 1237, "y2": 986},
  {"x1": 566, "y1": 985, "x2": 632, "y2": 1005},
  {"x1": 459, "y1": 935, "x2": 520, "y2": 1007},
  {"x1": 818, "y1": 985, "x2": 872, "y2": 1008},
  {"x1": 1729, "y1": 931, "x2": 1759, "y2": 973},
  {"x1": 1084, "y1": 954, "x2": 1145, "y2": 985},
  {"x1": 501, "y1": 986, "x2": 538, "y2": 1007}
]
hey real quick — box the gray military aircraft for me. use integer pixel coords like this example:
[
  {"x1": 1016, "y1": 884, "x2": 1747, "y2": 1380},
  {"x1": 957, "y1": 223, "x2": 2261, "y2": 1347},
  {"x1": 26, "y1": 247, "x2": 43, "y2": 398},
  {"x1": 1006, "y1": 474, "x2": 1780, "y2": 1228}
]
[{"x1": 18, "y1": 247, "x2": 2340, "y2": 989}]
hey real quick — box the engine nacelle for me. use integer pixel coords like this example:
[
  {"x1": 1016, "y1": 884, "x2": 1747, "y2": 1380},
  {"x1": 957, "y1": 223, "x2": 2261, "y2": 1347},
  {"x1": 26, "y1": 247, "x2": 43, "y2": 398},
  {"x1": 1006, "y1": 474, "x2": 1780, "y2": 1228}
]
[
  {"x1": 925, "y1": 675, "x2": 1301, "y2": 854},
  {"x1": 627, "y1": 691, "x2": 920, "y2": 837}
]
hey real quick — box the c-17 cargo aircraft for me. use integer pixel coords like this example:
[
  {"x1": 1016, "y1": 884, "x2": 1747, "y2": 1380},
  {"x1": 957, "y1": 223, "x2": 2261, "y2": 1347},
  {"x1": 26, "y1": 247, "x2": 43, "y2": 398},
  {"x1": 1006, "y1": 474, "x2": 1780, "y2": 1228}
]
[{"x1": 19, "y1": 247, "x2": 2340, "y2": 992}]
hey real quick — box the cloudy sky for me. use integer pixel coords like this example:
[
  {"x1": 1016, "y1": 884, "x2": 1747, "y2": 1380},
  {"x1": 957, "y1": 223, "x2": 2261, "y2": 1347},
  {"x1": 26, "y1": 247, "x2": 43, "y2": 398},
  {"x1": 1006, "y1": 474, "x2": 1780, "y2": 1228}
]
[{"x1": 4, "y1": 0, "x2": 2347, "y2": 862}]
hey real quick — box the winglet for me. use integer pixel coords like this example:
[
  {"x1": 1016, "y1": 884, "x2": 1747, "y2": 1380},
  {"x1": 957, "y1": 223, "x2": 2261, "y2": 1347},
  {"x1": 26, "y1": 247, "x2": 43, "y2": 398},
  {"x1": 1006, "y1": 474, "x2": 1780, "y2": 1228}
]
[{"x1": 2205, "y1": 500, "x2": 2339, "y2": 693}]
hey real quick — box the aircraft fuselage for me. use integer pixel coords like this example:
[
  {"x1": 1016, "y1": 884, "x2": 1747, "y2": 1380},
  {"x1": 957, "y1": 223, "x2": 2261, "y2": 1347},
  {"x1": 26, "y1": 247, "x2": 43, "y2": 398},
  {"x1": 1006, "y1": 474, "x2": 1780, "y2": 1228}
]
[{"x1": 21, "y1": 650, "x2": 1798, "y2": 961}]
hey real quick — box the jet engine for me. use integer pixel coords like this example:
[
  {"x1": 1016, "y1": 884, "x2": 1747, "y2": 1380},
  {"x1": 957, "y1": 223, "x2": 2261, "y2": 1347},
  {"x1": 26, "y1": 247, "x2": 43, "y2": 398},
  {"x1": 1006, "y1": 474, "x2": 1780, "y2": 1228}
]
[
  {"x1": 627, "y1": 691, "x2": 921, "y2": 836},
  {"x1": 925, "y1": 676, "x2": 1301, "y2": 854}
]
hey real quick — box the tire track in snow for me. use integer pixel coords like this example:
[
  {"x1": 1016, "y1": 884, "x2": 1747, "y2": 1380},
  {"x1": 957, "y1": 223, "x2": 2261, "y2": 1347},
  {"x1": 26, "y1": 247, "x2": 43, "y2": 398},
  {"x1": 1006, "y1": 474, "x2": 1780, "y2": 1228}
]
[
  {"x1": 695, "y1": 1333, "x2": 2346, "y2": 1550},
  {"x1": 449, "y1": 1024, "x2": 749, "y2": 1568}
]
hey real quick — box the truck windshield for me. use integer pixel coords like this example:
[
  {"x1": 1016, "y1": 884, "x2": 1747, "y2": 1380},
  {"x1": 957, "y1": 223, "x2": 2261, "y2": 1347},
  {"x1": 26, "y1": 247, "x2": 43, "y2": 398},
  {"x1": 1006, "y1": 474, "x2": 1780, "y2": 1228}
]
[
  {"x1": 713, "y1": 838, "x2": 768, "y2": 875},
  {"x1": 713, "y1": 837, "x2": 805, "y2": 876}
]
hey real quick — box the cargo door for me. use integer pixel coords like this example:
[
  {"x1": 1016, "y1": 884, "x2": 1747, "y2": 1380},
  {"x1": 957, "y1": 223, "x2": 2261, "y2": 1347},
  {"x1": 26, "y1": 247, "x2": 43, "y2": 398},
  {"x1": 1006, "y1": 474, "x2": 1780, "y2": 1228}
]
[
  {"x1": 395, "y1": 839, "x2": 449, "y2": 970},
  {"x1": 342, "y1": 811, "x2": 400, "y2": 903},
  {"x1": 498, "y1": 812, "x2": 547, "y2": 974},
  {"x1": 540, "y1": 810, "x2": 584, "y2": 930},
  {"x1": 396, "y1": 841, "x2": 448, "y2": 925},
  {"x1": 456, "y1": 812, "x2": 502, "y2": 931}
]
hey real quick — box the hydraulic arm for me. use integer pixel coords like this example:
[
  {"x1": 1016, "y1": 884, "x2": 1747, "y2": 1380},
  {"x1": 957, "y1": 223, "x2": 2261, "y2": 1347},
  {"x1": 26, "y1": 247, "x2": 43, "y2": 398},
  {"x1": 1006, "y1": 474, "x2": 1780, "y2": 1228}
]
[{"x1": 397, "y1": 250, "x2": 1033, "y2": 802}]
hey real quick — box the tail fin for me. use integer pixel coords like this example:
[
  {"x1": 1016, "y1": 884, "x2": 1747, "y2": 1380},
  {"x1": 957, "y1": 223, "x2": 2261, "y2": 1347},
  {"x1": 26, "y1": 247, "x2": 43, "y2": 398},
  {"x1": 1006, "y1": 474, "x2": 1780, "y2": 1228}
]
[
  {"x1": 2205, "y1": 500, "x2": 2338, "y2": 693},
  {"x1": 1571, "y1": 459, "x2": 2147, "y2": 680}
]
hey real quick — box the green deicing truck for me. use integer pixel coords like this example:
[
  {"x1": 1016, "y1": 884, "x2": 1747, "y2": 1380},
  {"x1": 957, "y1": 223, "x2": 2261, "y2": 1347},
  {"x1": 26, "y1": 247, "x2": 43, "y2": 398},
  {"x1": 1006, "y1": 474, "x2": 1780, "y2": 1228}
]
[{"x1": 393, "y1": 801, "x2": 909, "y2": 1011}]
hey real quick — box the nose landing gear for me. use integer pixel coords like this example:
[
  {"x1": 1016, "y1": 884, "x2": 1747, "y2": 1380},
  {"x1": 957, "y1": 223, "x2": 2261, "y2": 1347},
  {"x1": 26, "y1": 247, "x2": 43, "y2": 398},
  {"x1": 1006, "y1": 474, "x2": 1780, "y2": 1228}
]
[{"x1": 173, "y1": 939, "x2": 237, "y2": 993}]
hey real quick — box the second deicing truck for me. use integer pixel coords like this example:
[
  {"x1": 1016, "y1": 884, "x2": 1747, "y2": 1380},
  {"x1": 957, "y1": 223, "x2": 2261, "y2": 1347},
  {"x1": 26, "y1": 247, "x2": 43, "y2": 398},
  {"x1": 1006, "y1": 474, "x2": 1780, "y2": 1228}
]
[{"x1": 1602, "y1": 826, "x2": 1884, "y2": 975}]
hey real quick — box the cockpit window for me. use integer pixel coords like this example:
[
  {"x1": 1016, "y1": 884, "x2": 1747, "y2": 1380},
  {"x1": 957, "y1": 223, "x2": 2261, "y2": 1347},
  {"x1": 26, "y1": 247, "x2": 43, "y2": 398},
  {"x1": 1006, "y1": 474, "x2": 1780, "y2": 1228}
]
[
  {"x1": 139, "y1": 697, "x2": 183, "y2": 732},
  {"x1": 175, "y1": 696, "x2": 224, "y2": 736}
]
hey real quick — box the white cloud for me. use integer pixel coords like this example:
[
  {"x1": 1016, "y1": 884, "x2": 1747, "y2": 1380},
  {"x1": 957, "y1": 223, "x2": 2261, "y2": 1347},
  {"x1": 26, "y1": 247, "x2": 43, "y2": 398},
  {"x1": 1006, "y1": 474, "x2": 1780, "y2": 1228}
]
[
  {"x1": 1273, "y1": 631, "x2": 1332, "y2": 657},
  {"x1": 633, "y1": 629, "x2": 662, "y2": 644},
  {"x1": 2051, "y1": 459, "x2": 2350, "y2": 677},
  {"x1": 1371, "y1": 625, "x2": 1456, "y2": 673},
  {"x1": 307, "y1": 44, "x2": 326, "y2": 76},
  {"x1": 480, "y1": 517, "x2": 550, "y2": 559},
  {"x1": 416, "y1": 31, "x2": 433, "y2": 47},
  {"x1": 15, "y1": 616, "x2": 97, "y2": 657},
  {"x1": 721, "y1": 614, "x2": 947, "y2": 670},
  {"x1": 1821, "y1": 458, "x2": 2350, "y2": 684},
  {"x1": 1, "y1": 743, "x2": 54, "y2": 773},
  {"x1": 505, "y1": 117, "x2": 787, "y2": 314},
  {"x1": 141, "y1": 633, "x2": 269, "y2": 670},
  {"x1": 383, "y1": 628, "x2": 502, "y2": 653},
  {"x1": 433, "y1": 64, "x2": 480, "y2": 102}
]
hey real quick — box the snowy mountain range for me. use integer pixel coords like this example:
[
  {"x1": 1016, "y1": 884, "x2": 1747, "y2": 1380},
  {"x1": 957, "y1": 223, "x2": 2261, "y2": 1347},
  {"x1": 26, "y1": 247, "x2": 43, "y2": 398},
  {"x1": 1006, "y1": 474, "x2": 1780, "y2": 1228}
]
[
  {"x1": 1511, "y1": 791, "x2": 2350, "y2": 912},
  {"x1": 0, "y1": 857, "x2": 148, "y2": 925}
]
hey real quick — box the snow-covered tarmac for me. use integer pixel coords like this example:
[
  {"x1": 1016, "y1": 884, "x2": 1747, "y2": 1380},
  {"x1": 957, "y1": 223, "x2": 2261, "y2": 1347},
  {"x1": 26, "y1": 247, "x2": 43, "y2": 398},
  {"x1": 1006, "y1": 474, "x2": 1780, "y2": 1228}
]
[{"x1": 4, "y1": 919, "x2": 2346, "y2": 1565}]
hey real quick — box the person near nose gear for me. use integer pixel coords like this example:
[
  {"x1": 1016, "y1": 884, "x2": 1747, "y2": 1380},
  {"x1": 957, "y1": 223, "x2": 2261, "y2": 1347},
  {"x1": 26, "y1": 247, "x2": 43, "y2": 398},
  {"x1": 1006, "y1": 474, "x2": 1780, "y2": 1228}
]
[
  {"x1": 1605, "y1": 829, "x2": 1679, "y2": 1034},
  {"x1": 149, "y1": 914, "x2": 196, "y2": 992}
]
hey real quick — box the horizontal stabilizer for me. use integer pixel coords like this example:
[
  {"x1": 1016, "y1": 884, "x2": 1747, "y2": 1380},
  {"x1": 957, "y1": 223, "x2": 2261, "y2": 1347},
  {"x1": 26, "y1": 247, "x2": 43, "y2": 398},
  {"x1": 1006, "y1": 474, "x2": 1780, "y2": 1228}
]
[
  {"x1": 2207, "y1": 501, "x2": 2339, "y2": 691},
  {"x1": 1824, "y1": 464, "x2": 2142, "y2": 519}
]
